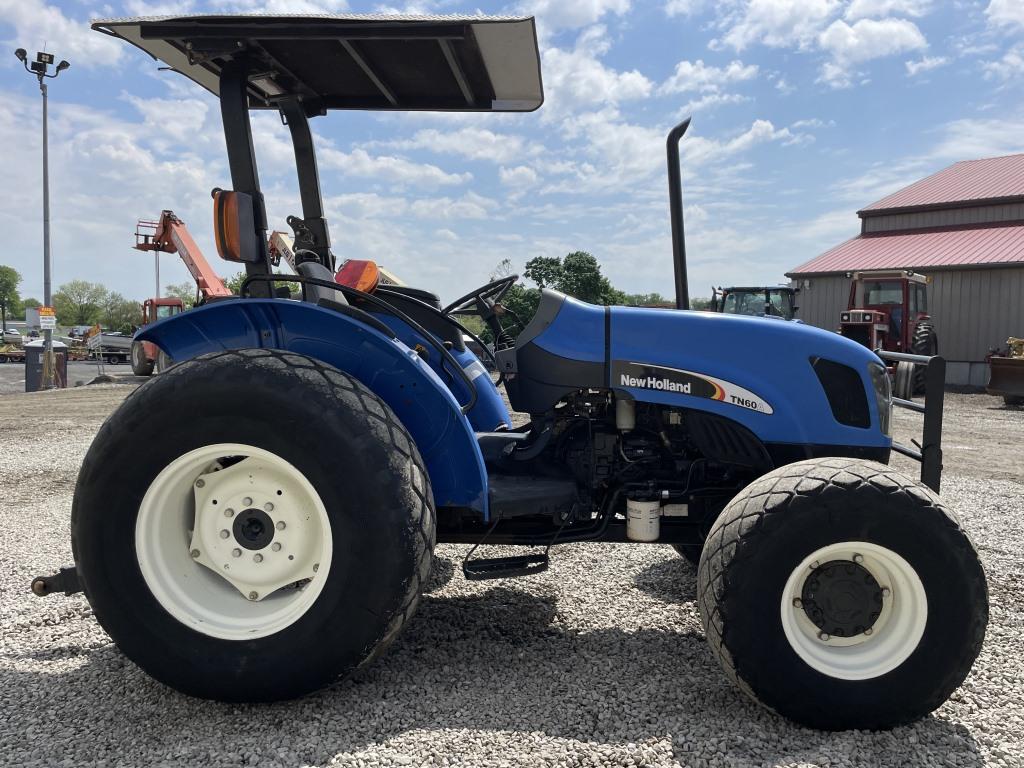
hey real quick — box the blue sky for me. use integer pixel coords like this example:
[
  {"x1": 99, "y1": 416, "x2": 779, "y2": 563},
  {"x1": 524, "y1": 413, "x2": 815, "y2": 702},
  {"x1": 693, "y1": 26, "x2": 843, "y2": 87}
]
[{"x1": 2, "y1": 0, "x2": 1023, "y2": 305}]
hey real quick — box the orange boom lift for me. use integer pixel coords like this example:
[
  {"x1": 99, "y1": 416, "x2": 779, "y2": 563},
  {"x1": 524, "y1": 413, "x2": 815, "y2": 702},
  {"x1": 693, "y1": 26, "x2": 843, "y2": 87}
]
[{"x1": 131, "y1": 210, "x2": 232, "y2": 375}]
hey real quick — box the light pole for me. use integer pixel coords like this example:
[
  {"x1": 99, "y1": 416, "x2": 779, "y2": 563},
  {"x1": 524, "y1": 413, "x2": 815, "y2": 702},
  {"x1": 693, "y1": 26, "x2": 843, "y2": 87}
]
[{"x1": 15, "y1": 48, "x2": 69, "y2": 388}]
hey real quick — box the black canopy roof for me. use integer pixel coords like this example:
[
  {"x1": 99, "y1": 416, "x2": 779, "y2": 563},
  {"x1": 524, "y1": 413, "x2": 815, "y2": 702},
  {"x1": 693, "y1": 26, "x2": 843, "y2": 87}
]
[{"x1": 92, "y1": 14, "x2": 543, "y2": 113}]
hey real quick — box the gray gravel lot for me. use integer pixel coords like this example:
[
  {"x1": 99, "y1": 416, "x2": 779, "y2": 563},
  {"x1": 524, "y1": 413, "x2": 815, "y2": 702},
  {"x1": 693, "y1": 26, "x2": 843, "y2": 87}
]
[{"x1": 0, "y1": 384, "x2": 1021, "y2": 767}]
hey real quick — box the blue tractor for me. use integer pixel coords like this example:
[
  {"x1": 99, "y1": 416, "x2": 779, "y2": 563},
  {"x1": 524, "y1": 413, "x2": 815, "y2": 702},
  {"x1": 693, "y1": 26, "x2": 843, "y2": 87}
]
[{"x1": 33, "y1": 14, "x2": 987, "y2": 731}]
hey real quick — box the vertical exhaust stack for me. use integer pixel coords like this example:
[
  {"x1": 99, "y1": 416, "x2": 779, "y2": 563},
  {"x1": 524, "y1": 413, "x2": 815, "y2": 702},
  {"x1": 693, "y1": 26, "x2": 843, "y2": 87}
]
[{"x1": 666, "y1": 117, "x2": 692, "y2": 310}]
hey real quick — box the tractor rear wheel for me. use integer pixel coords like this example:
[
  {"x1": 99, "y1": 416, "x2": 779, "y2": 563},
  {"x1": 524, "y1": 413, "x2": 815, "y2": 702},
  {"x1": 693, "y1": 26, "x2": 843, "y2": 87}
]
[
  {"x1": 697, "y1": 458, "x2": 987, "y2": 730},
  {"x1": 911, "y1": 323, "x2": 937, "y2": 394},
  {"x1": 130, "y1": 340, "x2": 154, "y2": 376},
  {"x1": 72, "y1": 349, "x2": 435, "y2": 701}
]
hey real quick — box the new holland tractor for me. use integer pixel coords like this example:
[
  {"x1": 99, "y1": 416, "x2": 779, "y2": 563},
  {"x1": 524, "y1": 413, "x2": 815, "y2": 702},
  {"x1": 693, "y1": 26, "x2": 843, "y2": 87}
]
[{"x1": 31, "y1": 14, "x2": 987, "y2": 732}]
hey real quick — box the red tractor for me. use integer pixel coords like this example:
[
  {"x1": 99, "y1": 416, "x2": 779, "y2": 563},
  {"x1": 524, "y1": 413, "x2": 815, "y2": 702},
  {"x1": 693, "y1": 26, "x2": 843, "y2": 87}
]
[{"x1": 839, "y1": 270, "x2": 937, "y2": 398}]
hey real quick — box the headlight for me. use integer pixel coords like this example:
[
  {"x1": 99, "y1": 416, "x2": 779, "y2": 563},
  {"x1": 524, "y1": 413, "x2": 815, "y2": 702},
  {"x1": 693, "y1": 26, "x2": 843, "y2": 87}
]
[{"x1": 868, "y1": 362, "x2": 892, "y2": 436}]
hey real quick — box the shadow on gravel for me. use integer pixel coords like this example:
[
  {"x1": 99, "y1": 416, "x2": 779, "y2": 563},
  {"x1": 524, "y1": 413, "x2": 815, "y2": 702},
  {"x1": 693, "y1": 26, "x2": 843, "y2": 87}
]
[
  {"x1": 0, "y1": 584, "x2": 983, "y2": 767},
  {"x1": 632, "y1": 553, "x2": 698, "y2": 604}
]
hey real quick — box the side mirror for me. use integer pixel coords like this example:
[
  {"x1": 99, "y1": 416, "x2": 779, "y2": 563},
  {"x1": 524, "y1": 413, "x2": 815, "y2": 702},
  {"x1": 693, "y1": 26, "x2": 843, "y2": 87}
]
[{"x1": 212, "y1": 189, "x2": 261, "y2": 263}]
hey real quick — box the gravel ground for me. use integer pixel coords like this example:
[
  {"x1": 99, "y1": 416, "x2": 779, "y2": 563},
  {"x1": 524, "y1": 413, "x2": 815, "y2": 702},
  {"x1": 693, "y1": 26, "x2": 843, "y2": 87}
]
[{"x1": 0, "y1": 384, "x2": 1021, "y2": 767}]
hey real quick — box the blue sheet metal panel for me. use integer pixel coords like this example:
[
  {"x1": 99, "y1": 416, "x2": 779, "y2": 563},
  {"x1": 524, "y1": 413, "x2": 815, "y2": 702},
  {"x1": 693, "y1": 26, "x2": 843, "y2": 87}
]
[
  {"x1": 607, "y1": 307, "x2": 890, "y2": 448},
  {"x1": 137, "y1": 299, "x2": 489, "y2": 513},
  {"x1": 531, "y1": 293, "x2": 606, "y2": 363},
  {"x1": 368, "y1": 312, "x2": 512, "y2": 432}
]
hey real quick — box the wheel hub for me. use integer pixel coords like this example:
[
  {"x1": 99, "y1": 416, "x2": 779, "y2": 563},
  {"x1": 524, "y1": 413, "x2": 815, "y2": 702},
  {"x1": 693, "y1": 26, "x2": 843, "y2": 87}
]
[
  {"x1": 800, "y1": 560, "x2": 883, "y2": 638},
  {"x1": 234, "y1": 508, "x2": 274, "y2": 550},
  {"x1": 187, "y1": 456, "x2": 323, "y2": 601}
]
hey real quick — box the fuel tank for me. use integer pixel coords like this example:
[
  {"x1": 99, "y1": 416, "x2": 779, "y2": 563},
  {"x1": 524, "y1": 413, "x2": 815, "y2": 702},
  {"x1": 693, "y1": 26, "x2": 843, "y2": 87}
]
[{"x1": 499, "y1": 290, "x2": 890, "y2": 450}]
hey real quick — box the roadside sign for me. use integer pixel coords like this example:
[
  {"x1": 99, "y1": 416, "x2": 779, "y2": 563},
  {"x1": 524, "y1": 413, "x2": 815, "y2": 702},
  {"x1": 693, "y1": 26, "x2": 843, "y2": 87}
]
[{"x1": 38, "y1": 306, "x2": 56, "y2": 330}]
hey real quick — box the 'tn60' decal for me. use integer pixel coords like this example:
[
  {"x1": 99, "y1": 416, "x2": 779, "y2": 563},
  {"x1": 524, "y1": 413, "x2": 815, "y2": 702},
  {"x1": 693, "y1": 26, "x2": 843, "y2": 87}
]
[{"x1": 612, "y1": 360, "x2": 774, "y2": 415}]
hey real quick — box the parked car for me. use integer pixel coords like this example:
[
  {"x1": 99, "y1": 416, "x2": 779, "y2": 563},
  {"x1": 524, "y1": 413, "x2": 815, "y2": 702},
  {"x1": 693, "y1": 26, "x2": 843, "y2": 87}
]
[{"x1": 2, "y1": 327, "x2": 23, "y2": 345}]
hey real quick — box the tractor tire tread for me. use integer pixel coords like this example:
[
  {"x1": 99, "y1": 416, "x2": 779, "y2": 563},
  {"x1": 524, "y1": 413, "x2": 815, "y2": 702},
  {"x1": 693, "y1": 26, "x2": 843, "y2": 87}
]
[
  {"x1": 696, "y1": 457, "x2": 987, "y2": 728},
  {"x1": 72, "y1": 348, "x2": 436, "y2": 699}
]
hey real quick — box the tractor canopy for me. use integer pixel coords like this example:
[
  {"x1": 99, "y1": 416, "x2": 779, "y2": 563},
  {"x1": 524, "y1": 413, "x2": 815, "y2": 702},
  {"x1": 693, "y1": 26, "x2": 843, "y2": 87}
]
[{"x1": 91, "y1": 14, "x2": 543, "y2": 112}]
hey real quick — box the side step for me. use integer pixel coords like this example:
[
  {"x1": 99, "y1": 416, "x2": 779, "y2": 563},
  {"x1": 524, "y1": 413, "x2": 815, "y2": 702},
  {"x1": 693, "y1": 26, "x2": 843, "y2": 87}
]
[{"x1": 463, "y1": 552, "x2": 549, "y2": 581}]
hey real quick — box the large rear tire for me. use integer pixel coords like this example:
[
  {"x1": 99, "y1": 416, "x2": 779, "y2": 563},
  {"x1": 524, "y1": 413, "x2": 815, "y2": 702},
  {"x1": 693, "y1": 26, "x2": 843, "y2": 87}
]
[
  {"x1": 697, "y1": 458, "x2": 987, "y2": 730},
  {"x1": 72, "y1": 349, "x2": 435, "y2": 701},
  {"x1": 130, "y1": 340, "x2": 155, "y2": 376}
]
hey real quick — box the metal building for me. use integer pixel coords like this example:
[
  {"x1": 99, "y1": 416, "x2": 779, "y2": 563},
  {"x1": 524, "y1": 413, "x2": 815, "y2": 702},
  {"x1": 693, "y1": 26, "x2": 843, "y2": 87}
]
[{"x1": 788, "y1": 154, "x2": 1024, "y2": 386}]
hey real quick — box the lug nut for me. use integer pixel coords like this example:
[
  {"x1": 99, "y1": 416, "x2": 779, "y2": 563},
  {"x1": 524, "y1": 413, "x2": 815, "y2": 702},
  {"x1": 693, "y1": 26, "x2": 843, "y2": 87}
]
[
  {"x1": 792, "y1": 598, "x2": 802, "y2": 609},
  {"x1": 276, "y1": 521, "x2": 286, "y2": 531},
  {"x1": 881, "y1": 587, "x2": 891, "y2": 597},
  {"x1": 313, "y1": 563, "x2": 319, "y2": 572},
  {"x1": 264, "y1": 502, "x2": 274, "y2": 512},
  {"x1": 224, "y1": 508, "x2": 234, "y2": 518},
  {"x1": 864, "y1": 627, "x2": 874, "y2": 636},
  {"x1": 809, "y1": 560, "x2": 819, "y2": 570},
  {"x1": 190, "y1": 549, "x2": 200, "y2": 558},
  {"x1": 254, "y1": 553, "x2": 263, "y2": 563},
  {"x1": 818, "y1": 631, "x2": 830, "y2": 641},
  {"x1": 243, "y1": 497, "x2": 252, "y2": 506},
  {"x1": 220, "y1": 529, "x2": 230, "y2": 539},
  {"x1": 232, "y1": 548, "x2": 241, "y2": 558},
  {"x1": 248, "y1": 591, "x2": 258, "y2": 601},
  {"x1": 271, "y1": 542, "x2": 282, "y2": 552},
  {"x1": 853, "y1": 553, "x2": 864, "y2": 564},
  {"x1": 195, "y1": 479, "x2": 205, "y2": 488}
]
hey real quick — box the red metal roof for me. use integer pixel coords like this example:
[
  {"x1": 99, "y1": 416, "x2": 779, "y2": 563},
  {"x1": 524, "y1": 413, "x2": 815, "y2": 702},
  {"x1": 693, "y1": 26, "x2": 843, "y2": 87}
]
[
  {"x1": 788, "y1": 223, "x2": 1024, "y2": 275},
  {"x1": 860, "y1": 154, "x2": 1024, "y2": 213}
]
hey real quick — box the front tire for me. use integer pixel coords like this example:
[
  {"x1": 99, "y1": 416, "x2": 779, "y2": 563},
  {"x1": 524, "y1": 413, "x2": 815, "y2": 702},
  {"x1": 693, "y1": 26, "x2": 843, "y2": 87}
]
[
  {"x1": 72, "y1": 349, "x2": 435, "y2": 701},
  {"x1": 130, "y1": 340, "x2": 154, "y2": 376},
  {"x1": 697, "y1": 458, "x2": 987, "y2": 730}
]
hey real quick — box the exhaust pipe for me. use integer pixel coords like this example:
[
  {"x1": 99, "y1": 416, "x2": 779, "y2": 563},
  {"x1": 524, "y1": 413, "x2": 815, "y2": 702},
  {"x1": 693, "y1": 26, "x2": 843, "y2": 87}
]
[{"x1": 666, "y1": 117, "x2": 691, "y2": 310}]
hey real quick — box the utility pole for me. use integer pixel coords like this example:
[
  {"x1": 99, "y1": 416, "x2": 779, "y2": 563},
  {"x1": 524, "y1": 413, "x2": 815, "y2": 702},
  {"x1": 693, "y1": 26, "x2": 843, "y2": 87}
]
[{"x1": 15, "y1": 48, "x2": 69, "y2": 388}]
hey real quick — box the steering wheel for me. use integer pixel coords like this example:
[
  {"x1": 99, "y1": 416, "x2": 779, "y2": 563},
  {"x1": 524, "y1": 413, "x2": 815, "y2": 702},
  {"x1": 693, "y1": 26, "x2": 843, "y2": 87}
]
[{"x1": 442, "y1": 275, "x2": 518, "y2": 317}]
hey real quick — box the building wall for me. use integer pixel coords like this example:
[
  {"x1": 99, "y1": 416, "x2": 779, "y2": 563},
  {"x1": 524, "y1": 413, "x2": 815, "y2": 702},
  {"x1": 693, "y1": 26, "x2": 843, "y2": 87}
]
[
  {"x1": 791, "y1": 266, "x2": 1024, "y2": 386},
  {"x1": 862, "y1": 202, "x2": 1024, "y2": 233}
]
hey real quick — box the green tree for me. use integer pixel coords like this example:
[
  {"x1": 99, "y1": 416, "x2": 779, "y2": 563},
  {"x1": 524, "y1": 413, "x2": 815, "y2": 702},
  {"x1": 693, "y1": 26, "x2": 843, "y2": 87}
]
[
  {"x1": 101, "y1": 293, "x2": 142, "y2": 333},
  {"x1": 53, "y1": 280, "x2": 108, "y2": 326},
  {"x1": 225, "y1": 271, "x2": 247, "y2": 295},
  {"x1": 21, "y1": 297, "x2": 41, "y2": 314},
  {"x1": 165, "y1": 282, "x2": 198, "y2": 310},
  {"x1": 0, "y1": 265, "x2": 21, "y2": 328},
  {"x1": 523, "y1": 256, "x2": 562, "y2": 289}
]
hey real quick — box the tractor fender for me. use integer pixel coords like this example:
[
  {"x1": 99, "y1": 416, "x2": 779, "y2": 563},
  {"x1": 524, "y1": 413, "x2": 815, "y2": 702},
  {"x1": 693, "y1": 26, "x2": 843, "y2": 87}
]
[{"x1": 137, "y1": 298, "x2": 488, "y2": 514}]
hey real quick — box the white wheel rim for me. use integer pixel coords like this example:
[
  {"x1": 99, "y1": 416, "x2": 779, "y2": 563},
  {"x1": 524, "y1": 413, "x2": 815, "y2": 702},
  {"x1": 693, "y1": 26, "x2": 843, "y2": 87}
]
[
  {"x1": 780, "y1": 541, "x2": 927, "y2": 680},
  {"x1": 136, "y1": 443, "x2": 333, "y2": 641}
]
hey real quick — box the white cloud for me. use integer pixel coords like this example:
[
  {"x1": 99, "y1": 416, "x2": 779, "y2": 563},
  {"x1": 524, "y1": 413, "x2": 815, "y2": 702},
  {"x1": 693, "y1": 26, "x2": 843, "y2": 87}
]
[
  {"x1": 818, "y1": 17, "x2": 927, "y2": 87},
  {"x1": 718, "y1": 0, "x2": 841, "y2": 51},
  {"x1": 684, "y1": 119, "x2": 797, "y2": 165},
  {"x1": 845, "y1": 0, "x2": 932, "y2": 21},
  {"x1": 499, "y1": 165, "x2": 540, "y2": 187},
  {"x1": 905, "y1": 55, "x2": 948, "y2": 76},
  {"x1": 541, "y1": 26, "x2": 653, "y2": 120},
  {"x1": 519, "y1": 0, "x2": 631, "y2": 32},
  {"x1": 0, "y1": 0, "x2": 124, "y2": 69},
  {"x1": 677, "y1": 92, "x2": 749, "y2": 114},
  {"x1": 983, "y1": 45, "x2": 1024, "y2": 80},
  {"x1": 434, "y1": 228, "x2": 459, "y2": 241},
  {"x1": 409, "y1": 191, "x2": 499, "y2": 220},
  {"x1": 987, "y1": 0, "x2": 1024, "y2": 29},
  {"x1": 660, "y1": 59, "x2": 759, "y2": 94},
  {"x1": 379, "y1": 127, "x2": 539, "y2": 165},
  {"x1": 319, "y1": 147, "x2": 470, "y2": 188},
  {"x1": 665, "y1": 0, "x2": 705, "y2": 16}
]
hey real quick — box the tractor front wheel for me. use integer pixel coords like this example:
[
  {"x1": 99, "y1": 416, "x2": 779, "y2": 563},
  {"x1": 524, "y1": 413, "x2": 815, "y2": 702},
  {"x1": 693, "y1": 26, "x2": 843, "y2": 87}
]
[
  {"x1": 697, "y1": 458, "x2": 987, "y2": 730},
  {"x1": 911, "y1": 322, "x2": 937, "y2": 394},
  {"x1": 130, "y1": 340, "x2": 154, "y2": 376},
  {"x1": 72, "y1": 349, "x2": 435, "y2": 701}
]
